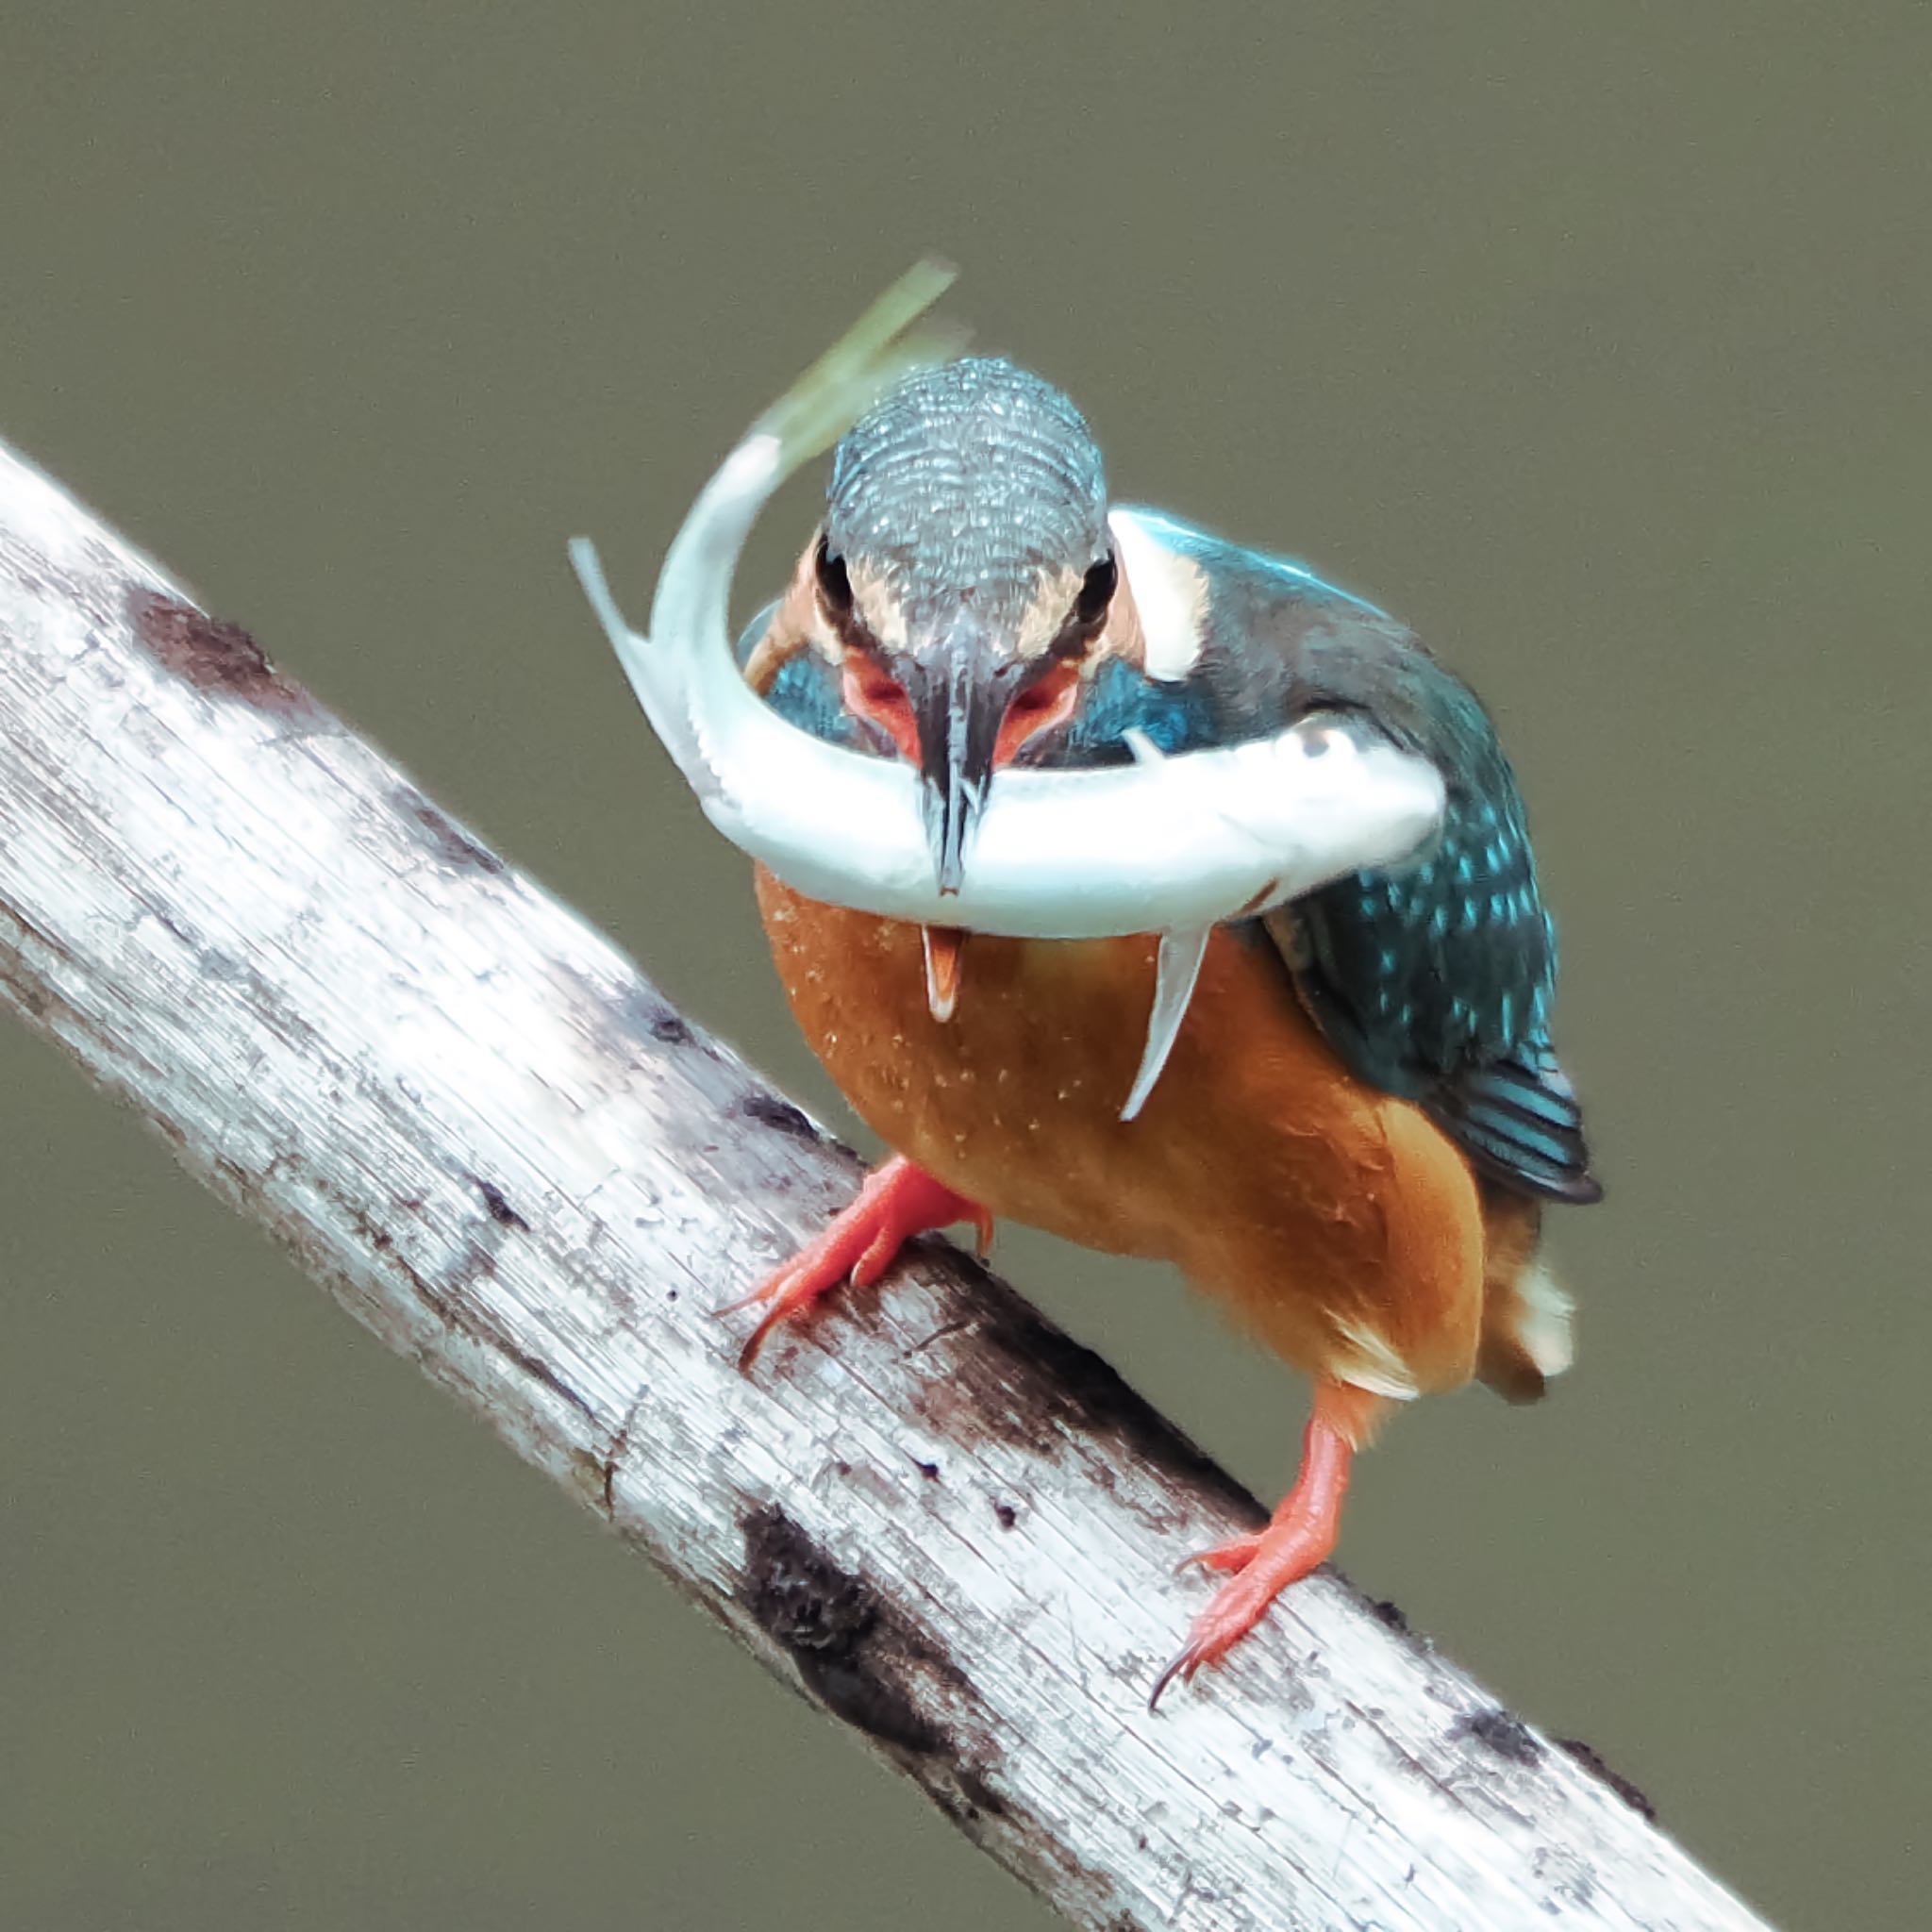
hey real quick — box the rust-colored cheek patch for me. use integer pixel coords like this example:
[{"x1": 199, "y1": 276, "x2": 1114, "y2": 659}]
[
  {"x1": 841, "y1": 654, "x2": 920, "y2": 762},
  {"x1": 992, "y1": 658, "x2": 1078, "y2": 768}
]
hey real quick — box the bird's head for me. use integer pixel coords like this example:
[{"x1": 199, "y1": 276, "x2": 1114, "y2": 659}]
[{"x1": 808, "y1": 357, "x2": 1119, "y2": 892}]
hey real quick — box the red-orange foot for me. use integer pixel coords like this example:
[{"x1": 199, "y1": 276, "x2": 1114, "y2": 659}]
[
  {"x1": 722, "y1": 1155, "x2": 992, "y2": 1371},
  {"x1": 1150, "y1": 1382, "x2": 1388, "y2": 1708}
]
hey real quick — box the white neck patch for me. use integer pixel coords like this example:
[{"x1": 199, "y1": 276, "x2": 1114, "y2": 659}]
[{"x1": 1108, "y1": 508, "x2": 1209, "y2": 684}]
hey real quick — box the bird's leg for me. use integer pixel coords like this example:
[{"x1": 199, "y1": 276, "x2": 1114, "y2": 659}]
[
  {"x1": 722, "y1": 1154, "x2": 992, "y2": 1372},
  {"x1": 1151, "y1": 1380, "x2": 1391, "y2": 1706}
]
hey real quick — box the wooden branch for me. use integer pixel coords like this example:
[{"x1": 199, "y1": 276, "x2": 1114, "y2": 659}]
[{"x1": 0, "y1": 436, "x2": 1768, "y2": 1932}]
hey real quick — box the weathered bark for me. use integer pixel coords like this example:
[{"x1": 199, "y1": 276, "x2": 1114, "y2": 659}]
[{"x1": 0, "y1": 438, "x2": 1768, "y2": 1931}]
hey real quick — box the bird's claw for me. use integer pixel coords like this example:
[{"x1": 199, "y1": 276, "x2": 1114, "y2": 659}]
[
  {"x1": 1172, "y1": 1532, "x2": 1263, "y2": 1577},
  {"x1": 1148, "y1": 1423, "x2": 1356, "y2": 1707},
  {"x1": 1147, "y1": 1567, "x2": 1280, "y2": 1708},
  {"x1": 1148, "y1": 1640, "x2": 1211, "y2": 1709},
  {"x1": 721, "y1": 1156, "x2": 991, "y2": 1371}
]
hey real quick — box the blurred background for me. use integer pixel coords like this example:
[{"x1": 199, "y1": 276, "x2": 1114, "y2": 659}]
[{"x1": 3, "y1": 6, "x2": 1925, "y2": 1927}]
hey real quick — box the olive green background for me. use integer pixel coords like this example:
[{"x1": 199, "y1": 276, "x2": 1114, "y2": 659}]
[{"x1": 3, "y1": 7, "x2": 1924, "y2": 1928}]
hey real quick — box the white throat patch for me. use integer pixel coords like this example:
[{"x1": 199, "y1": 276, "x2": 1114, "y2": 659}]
[{"x1": 1108, "y1": 508, "x2": 1209, "y2": 684}]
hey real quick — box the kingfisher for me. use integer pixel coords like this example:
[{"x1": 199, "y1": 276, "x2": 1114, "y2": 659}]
[{"x1": 712, "y1": 353, "x2": 1601, "y2": 1701}]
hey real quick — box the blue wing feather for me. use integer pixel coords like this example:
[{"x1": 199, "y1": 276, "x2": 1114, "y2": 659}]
[{"x1": 1029, "y1": 513, "x2": 1604, "y2": 1204}]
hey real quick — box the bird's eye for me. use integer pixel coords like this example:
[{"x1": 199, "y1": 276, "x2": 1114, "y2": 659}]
[
  {"x1": 1074, "y1": 553, "x2": 1118, "y2": 626},
  {"x1": 815, "y1": 539, "x2": 854, "y2": 618}
]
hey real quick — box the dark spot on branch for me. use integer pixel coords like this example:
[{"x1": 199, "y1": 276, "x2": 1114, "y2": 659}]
[
  {"x1": 494, "y1": 1332, "x2": 597, "y2": 1424},
  {"x1": 1558, "y1": 1738, "x2": 1658, "y2": 1822},
  {"x1": 736, "y1": 1090, "x2": 819, "y2": 1141},
  {"x1": 805, "y1": 1653, "x2": 944, "y2": 1756},
  {"x1": 138, "y1": 896, "x2": 195, "y2": 947},
  {"x1": 579, "y1": 975, "x2": 719, "y2": 1071},
  {"x1": 963, "y1": 1291, "x2": 1259, "y2": 1524},
  {"x1": 473, "y1": 1175, "x2": 530, "y2": 1231},
  {"x1": 1453, "y1": 1707, "x2": 1543, "y2": 1766},
  {"x1": 1367, "y1": 1597, "x2": 1411, "y2": 1636},
  {"x1": 744, "y1": 1505, "x2": 876, "y2": 1654},
  {"x1": 600, "y1": 1393, "x2": 648, "y2": 1518},
  {"x1": 741, "y1": 1505, "x2": 945, "y2": 1755},
  {"x1": 127, "y1": 589, "x2": 314, "y2": 713},
  {"x1": 954, "y1": 1765, "x2": 1009, "y2": 1822},
  {"x1": 393, "y1": 787, "x2": 507, "y2": 875}
]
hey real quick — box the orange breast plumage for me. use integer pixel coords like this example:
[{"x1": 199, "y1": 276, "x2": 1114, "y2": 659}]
[{"x1": 753, "y1": 866, "x2": 1561, "y2": 1406}]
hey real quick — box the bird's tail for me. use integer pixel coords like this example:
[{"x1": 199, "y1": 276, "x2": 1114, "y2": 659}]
[{"x1": 1474, "y1": 1191, "x2": 1575, "y2": 1404}]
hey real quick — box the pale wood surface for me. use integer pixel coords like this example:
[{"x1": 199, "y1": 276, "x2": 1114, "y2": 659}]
[{"x1": 0, "y1": 439, "x2": 1772, "y2": 1931}]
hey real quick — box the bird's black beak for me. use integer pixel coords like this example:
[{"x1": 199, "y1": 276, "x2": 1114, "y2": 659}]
[{"x1": 901, "y1": 620, "x2": 1010, "y2": 894}]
